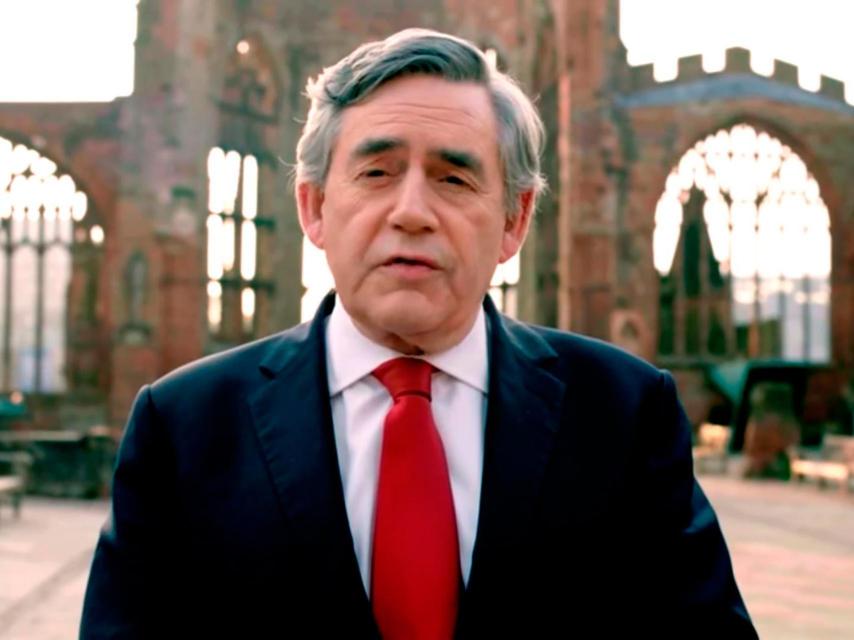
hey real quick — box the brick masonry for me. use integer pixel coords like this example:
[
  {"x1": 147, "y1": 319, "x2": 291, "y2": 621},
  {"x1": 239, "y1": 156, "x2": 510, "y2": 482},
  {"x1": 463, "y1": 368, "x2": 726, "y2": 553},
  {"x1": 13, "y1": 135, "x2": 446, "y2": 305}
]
[{"x1": 0, "y1": 0, "x2": 850, "y2": 432}]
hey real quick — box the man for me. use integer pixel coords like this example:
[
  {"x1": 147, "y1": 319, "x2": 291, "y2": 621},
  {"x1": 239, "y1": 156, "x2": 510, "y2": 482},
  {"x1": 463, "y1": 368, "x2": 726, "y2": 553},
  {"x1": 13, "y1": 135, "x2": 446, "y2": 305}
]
[{"x1": 81, "y1": 29, "x2": 757, "y2": 638}]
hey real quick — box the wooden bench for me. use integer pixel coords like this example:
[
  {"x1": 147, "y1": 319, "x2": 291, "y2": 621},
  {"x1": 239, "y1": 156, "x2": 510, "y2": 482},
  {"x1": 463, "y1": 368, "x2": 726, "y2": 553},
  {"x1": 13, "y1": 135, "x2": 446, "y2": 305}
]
[
  {"x1": 0, "y1": 451, "x2": 33, "y2": 521},
  {"x1": 693, "y1": 423, "x2": 731, "y2": 474},
  {"x1": 790, "y1": 435, "x2": 854, "y2": 493}
]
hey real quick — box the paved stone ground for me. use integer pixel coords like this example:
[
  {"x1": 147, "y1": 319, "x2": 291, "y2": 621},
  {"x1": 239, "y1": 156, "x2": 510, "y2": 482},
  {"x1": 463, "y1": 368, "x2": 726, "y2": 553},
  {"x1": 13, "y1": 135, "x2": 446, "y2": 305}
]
[
  {"x1": 698, "y1": 475, "x2": 854, "y2": 640},
  {"x1": 0, "y1": 476, "x2": 852, "y2": 638},
  {"x1": 0, "y1": 498, "x2": 109, "y2": 640}
]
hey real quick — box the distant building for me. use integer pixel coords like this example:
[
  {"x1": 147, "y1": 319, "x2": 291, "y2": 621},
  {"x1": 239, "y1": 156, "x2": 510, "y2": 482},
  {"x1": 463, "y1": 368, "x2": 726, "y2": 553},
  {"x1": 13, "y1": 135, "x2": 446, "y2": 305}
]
[{"x1": 0, "y1": 0, "x2": 851, "y2": 437}]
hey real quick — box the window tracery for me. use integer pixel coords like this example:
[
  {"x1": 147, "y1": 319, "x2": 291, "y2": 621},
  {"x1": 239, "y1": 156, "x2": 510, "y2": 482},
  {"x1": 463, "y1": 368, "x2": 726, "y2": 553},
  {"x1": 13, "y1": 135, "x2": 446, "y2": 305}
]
[
  {"x1": 654, "y1": 124, "x2": 831, "y2": 362},
  {"x1": 0, "y1": 136, "x2": 103, "y2": 392}
]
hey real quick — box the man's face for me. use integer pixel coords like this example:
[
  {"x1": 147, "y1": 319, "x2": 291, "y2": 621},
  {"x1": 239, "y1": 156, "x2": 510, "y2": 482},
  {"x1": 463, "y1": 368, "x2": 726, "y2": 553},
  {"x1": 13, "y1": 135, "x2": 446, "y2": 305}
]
[{"x1": 297, "y1": 74, "x2": 532, "y2": 353}]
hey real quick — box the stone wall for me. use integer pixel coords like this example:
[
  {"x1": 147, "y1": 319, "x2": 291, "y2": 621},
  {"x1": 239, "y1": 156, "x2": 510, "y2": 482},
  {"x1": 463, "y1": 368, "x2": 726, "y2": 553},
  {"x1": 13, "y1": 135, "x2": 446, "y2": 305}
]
[{"x1": 0, "y1": 0, "x2": 851, "y2": 436}]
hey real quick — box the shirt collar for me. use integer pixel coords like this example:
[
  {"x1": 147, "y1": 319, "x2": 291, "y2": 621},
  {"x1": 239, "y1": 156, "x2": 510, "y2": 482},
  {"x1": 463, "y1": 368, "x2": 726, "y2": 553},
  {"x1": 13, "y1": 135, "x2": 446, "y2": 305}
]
[{"x1": 325, "y1": 296, "x2": 489, "y2": 396}]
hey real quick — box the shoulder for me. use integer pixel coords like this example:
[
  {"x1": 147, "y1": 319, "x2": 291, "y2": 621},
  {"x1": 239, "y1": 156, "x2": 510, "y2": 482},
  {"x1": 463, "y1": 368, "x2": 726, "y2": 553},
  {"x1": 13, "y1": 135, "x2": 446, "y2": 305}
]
[
  {"x1": 498, "y1": 314, "x2": 666, "y2": 397},
  {"x1": 146, "y1": 321, "x2": 311, "y2": 413},
  {"x1": 497, "y1": 316, "x2": 684, "y2": 444}
]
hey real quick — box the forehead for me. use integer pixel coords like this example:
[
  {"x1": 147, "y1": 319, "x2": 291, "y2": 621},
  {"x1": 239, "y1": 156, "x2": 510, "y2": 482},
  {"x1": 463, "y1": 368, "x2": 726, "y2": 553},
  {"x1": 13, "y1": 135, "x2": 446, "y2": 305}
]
[{"x1": 334, "y1": 75, "x2": 500, "y2": 167}]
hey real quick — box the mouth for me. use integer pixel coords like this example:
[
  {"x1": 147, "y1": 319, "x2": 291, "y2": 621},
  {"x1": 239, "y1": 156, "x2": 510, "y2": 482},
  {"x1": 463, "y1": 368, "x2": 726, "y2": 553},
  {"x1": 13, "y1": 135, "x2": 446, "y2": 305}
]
[
  {"x1": 382, "y1": 255, "x2": 439, "y2": 269},
  {"x1": 379, "y1": 254, "x2": 440, "y2": 280}
]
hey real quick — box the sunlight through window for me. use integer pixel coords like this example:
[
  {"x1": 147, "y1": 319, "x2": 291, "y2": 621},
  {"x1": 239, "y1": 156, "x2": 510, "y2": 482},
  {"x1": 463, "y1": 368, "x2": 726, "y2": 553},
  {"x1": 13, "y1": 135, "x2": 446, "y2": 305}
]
[
  {"x1": 653, "y1": 124, "x2": 831, "y2": 362},
  {"x1": 206, "y1": 147, "x2": 261, "y2": 337},
  {"x1": 489, "y1": 254, "x2": 520, "y2": 318},
  {"x1": 0, "y1": 136, "x2": 98, "y2": 392}
]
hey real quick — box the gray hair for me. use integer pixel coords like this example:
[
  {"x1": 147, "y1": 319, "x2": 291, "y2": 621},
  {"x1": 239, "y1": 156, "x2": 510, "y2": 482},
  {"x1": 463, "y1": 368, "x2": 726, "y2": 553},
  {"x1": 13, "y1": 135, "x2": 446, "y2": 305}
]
[{"x1": 295, "y1": 28, "x2": 546, "y2": 216}]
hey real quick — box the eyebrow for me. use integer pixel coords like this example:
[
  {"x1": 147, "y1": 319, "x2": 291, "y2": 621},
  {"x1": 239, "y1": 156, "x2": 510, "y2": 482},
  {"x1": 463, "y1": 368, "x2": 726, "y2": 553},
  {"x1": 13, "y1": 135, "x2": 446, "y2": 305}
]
[
  {"x1": 349, "y1": 137, "x2": 406, "y2": 161},
  {"x1": 348, "y1": 137, "x2": 484, "y2": 179},
  {"x1": 434, "y1": 149, "x2": 483, "y2": 179}
]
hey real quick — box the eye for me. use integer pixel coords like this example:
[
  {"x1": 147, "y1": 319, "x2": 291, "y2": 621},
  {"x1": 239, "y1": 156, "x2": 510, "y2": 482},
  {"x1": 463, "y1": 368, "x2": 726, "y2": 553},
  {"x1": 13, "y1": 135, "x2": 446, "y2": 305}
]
[
  {"x1": 442, "y1": 175, "x2": 468, "y2": 187},
  {"x1": 363, "y1": 168, "x2": 387, "y2": 178}
]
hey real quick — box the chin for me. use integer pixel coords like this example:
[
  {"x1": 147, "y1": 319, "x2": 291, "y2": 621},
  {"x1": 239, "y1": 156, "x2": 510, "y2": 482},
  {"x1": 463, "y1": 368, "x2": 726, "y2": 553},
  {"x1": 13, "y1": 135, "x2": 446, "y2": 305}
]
[
  {"x1": 373, "y1": 306, "x2": 438, "y2": 337},
  {"x1": 366, "y1": 292, "x2": 444, "y2": 336}
]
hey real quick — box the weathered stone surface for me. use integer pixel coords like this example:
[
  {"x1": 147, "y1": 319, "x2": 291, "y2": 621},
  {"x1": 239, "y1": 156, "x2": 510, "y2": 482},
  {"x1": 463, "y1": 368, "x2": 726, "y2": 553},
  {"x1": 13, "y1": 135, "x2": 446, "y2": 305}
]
[{"x1": 0, "y1": 0, "x2": 850, "y2": 439}]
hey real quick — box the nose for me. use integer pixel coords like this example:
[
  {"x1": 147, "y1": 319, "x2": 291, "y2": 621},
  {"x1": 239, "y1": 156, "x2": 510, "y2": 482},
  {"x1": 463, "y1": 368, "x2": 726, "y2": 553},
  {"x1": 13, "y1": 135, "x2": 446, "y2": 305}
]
[{"x1": 386, "y1": 168, "x2": 438, "y2": 233}]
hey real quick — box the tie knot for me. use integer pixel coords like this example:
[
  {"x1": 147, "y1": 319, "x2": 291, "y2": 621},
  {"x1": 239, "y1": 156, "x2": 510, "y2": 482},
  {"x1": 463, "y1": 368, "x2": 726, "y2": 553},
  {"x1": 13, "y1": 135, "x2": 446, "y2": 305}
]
[{"x1": 372, "y1": 357, "x2": 434, "y2": 400}]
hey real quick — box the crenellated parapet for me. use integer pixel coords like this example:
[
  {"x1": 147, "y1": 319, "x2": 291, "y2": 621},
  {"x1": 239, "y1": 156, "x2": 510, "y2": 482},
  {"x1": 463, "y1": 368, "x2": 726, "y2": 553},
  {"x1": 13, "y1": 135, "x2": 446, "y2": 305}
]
[{"x1": 627, "y1": 46, "x2": 850, "y2": 105}]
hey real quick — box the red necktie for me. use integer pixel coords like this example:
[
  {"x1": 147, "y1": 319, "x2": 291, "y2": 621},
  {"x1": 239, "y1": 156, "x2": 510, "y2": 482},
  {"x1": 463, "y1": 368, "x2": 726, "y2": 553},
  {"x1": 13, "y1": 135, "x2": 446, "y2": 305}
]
[{"x1": 371, "y1": 357, "x2": 460, "y2": 639}]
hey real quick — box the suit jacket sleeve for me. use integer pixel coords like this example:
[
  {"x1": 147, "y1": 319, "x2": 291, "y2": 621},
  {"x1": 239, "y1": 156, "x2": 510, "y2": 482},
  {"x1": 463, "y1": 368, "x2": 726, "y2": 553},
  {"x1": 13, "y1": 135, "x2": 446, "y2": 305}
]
[
  {"x1": 80, "y1": 385, "x2": 176, "y2": 639},
  {"x1": 635, "y1": 370, "x2": 758, "y2": 638}
]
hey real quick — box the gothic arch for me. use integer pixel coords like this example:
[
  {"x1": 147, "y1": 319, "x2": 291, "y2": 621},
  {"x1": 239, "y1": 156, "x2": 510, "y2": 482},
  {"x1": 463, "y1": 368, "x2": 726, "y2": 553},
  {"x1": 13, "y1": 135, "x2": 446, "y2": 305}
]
[
  {"x1": 218, "y1": 33, "x2": 283, "y2": 125},
  {"x1": 205, "y1": 31, "x2": 285, "y2": 349},
  {"x1": 652, "y1": 121, "x2": 832, "y2": 363},
  {"x1": 0, "y1": 128, "x2": 109, "y2": 230},
  {"x1": 0, "y1": 133, "x2": 108, "y2": 396}
]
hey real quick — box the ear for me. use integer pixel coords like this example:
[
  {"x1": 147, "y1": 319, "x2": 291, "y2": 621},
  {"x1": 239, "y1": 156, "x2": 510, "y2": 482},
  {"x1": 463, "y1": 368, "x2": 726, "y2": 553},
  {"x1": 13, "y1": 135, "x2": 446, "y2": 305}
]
[
  {"x1": 498, "y1": 189, "x2": 535, "y2": 263},
  {"x1": 296, "y1": 181, "x2": 326, "y2": 249}
]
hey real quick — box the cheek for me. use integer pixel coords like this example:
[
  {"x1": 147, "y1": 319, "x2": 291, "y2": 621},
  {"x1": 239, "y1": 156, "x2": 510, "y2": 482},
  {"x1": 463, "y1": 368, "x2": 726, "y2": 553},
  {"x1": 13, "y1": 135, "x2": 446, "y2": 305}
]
[
  {"x1": 323, "y1": 202, "x2": 374, "y2": 261},
  {"x1": 449, "y1": 238, "x2": 501, "y2": 290},
  {"x1": 469, "y1": 217, "x2": 506, "y2": 260},
  {"x1": 326, "y1": 233, "x2": 389, "y2": 298},
  {"x1": 326, "y1": 237, "x2": 363, "y2": 282}
]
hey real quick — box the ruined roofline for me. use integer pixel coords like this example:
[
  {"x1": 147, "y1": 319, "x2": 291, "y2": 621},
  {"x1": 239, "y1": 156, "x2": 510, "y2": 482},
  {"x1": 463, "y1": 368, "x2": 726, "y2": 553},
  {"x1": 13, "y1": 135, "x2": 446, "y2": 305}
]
[{"x1": 627, "y1": 47, "x2": 848, "y2": 104}]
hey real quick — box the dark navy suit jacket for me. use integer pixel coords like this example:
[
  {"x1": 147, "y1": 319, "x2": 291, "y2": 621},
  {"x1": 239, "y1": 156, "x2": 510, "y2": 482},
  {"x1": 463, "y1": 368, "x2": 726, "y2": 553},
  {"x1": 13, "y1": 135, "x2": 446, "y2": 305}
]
[{"x1": 81, "y1": 293, "x2": 757, "y2": 638}]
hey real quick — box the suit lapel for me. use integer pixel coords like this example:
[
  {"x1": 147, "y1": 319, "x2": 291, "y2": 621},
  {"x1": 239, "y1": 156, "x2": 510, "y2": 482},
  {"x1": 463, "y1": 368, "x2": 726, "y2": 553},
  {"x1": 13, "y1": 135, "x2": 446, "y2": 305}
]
[
  {"x1": 246, "y1": 293, "x2": 565, "y2": 633},
  {"x1": 247, "y1": 293, "x2": 377, "y2": 635},
  {"x1": 461, "y1": 297, "x2": 566, "y2": 614}
]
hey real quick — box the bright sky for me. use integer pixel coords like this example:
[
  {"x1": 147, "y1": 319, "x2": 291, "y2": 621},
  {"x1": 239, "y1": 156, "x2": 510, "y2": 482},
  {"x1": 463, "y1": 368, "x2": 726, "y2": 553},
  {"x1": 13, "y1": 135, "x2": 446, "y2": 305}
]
[
  {"x1": 621, "y1": 0, "x2": 854, "y2": 101},
  {"x1": 0, "y1": 1, "x2": 849, "y2": 103},
  {"x1": 0, "y1": 0, "x2": 138, "y2": 102}
]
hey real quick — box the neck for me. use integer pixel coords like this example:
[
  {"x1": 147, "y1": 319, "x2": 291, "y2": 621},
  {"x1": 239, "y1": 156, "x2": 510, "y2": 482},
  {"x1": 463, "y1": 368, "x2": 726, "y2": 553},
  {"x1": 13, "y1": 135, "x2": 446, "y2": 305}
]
[{"x1": 348, "y1": 313, "x2": 479, "y2": 356}]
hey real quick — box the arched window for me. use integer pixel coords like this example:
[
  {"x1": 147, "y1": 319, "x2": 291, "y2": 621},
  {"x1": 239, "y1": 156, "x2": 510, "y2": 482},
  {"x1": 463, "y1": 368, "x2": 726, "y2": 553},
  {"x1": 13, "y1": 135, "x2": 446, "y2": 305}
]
[
  {"x1": 206, "y1": 147, "x2": 271, "y2": 341},
  {"x1": 0, "y1": 137, "x2": 103, "y2": 393},
  {"x1": 654, "y1": 124, "x2": 831, "y2": 362},
  {"x1": 205, "y1": 36, "x2": 279, "y2": 345},
  {"x1": 219, "y1": 35, "x2": 282, "y2": 121}
]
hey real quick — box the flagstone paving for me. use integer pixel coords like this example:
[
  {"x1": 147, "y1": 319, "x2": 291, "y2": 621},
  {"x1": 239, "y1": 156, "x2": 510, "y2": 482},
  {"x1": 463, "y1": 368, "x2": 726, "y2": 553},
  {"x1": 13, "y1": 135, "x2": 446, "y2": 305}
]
[{"x1": 0, "y1": 474, "x2": 852, "y2": 638}]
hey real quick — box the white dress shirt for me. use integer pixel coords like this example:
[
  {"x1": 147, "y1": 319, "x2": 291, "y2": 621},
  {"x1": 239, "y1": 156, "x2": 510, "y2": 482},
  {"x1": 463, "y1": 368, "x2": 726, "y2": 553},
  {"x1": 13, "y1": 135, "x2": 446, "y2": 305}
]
[{"x1": 325, "y1": 297, "x2": 488, "y2": 594}]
